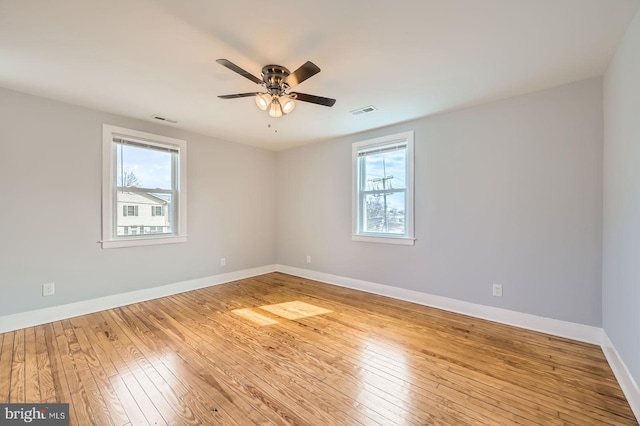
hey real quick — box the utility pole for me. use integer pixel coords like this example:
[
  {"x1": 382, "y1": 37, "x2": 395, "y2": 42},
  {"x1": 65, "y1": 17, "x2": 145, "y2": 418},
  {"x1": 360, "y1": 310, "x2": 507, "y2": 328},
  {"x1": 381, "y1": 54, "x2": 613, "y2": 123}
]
[{"x1": 369, "y1": 158, "x2": 394, "y2": 231}]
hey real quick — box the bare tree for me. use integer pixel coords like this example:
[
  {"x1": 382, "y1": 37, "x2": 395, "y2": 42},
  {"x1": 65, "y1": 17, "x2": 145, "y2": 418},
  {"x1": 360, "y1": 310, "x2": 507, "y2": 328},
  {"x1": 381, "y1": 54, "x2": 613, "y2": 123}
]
[{"x1": 122, "y1": 169, "x2": 140, "y2": 187}]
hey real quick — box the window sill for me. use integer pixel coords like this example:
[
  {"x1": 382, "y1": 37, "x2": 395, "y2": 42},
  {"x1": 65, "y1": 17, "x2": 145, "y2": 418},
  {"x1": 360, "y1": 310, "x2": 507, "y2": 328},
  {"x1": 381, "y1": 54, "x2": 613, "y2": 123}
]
[
  {"x1": 351, "y1": 235, "x2": 415, "y2": 246},
  {"x1": 101, "y1": 235, "x2": 187, "y2": 249}
]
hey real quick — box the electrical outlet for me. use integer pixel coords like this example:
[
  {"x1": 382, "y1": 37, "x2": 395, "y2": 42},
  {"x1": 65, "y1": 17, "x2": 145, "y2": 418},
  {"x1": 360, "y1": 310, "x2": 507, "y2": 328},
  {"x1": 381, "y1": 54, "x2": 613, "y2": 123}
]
[
  {"x1": 492, "y1": 283, "x2": 503, "y2": 297},
  {"x1": 43, "y1": 282, "x2": 55, "y2": 297},
  {"x1": 220, "y1": 257, "x2": 226, "y2": 267},
  {"x1": 306, "y1": 255, "x2": 311, "y2": 264}
]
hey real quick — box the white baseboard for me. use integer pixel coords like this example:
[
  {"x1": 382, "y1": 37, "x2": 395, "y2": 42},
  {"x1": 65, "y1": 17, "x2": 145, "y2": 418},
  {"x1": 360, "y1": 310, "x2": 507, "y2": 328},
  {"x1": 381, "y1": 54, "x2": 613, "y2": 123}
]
[
  {"x1": 1, "y1": 264, "x2": 601, "y2": 343},
  {"x1": 276, "y1": 265, "x2": 603, "y2": 344},
  {"x1": 602, "y1": 333, "x2": 640, "y2": 421},
  {"x1": 0, "y1": 264, "x2": 277, "y2": 334}
]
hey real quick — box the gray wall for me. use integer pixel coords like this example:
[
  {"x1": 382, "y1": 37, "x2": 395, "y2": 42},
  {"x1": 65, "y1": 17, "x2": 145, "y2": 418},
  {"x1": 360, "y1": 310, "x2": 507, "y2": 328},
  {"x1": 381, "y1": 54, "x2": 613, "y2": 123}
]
[
  {"x1": 0, "y1": 86, "x2": 276, "y2": 316},
  {"x1": 603, "y1": 10, "x2": 640, "y2": 385},
  {"x1": 277, "y1": 77, "x2": 603, "y2": 326},
  {"x1": 0, "y1": 74, "x2": 608, "y2": 329}
]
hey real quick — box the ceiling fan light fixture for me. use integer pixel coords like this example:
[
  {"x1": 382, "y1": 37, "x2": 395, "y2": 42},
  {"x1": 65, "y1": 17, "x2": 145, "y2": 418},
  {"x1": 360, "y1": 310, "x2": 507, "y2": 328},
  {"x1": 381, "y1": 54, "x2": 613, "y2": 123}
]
[
  {"x1": 255, "y1": 93, "x2": 271, "y2": 111},
  {"x1": 217, "y1": 59, "x2": 336, "y2": 116},
  {"x1": 280, "y1": 97, "x2": 296, "y2": 114},
  {"x1": 268, "y1": 98, "x2": 284, "y2": 118}
]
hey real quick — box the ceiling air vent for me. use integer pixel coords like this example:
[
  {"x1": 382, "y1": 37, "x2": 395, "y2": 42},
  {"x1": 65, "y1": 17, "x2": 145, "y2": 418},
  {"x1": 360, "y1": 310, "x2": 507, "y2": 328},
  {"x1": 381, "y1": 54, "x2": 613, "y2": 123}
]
[
  {"x1": 350, "y1": 105, "x2": 378, "y2": 116},
  {"x1": 151, "y1": 115, "x2": 177, "y2": 124}
]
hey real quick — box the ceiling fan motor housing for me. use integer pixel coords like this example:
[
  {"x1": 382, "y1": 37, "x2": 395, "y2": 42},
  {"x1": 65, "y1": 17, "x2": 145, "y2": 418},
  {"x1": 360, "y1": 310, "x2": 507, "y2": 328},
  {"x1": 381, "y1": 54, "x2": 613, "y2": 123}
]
[{"x1": 262, "y1": 65, "x2": 290, "y2": 95}]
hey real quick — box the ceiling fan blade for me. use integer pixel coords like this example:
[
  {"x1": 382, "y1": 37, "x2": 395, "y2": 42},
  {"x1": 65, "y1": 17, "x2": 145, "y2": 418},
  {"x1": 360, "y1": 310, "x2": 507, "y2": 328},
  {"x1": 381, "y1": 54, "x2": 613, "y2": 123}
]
[
  {"x1": 284, "y1": 61, "x2": 321, "y2": 88},
  {"x1": 218, "y1": 92, "x2": 262, "y2": 99},
  {"x1": 289, "y1": 92, "x2": 336, "y2": 107},
  {"x1": 216, "y1": 59, "x2": 263, "y2": 85}
]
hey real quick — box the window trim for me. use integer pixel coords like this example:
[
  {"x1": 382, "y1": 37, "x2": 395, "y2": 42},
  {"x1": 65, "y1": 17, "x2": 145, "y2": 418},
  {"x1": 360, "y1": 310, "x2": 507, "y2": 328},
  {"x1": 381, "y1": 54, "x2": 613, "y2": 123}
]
[
  {"x1": 101, "y1": 124, "x2": 187, "y2": 249},
  {"x1": 352, "y1": 131, "x2": 415, "y2": 245}
]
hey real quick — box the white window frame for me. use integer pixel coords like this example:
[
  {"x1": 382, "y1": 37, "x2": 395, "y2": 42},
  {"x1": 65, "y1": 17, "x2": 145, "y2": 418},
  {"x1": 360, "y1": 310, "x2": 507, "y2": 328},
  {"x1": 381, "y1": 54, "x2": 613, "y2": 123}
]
[
  {"x1": 101, "y1": 124, "x2": 187, "y2": 249},
  {"x1": 352, "y1": 131, "x2": 415, "y2": 245}
]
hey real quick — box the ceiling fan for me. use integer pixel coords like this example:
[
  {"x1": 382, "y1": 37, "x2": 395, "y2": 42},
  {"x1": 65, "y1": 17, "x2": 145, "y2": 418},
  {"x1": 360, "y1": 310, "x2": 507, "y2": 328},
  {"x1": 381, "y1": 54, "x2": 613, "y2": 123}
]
[{"x1": 216, "y1": 58, "x2": 336, "y2": 118}]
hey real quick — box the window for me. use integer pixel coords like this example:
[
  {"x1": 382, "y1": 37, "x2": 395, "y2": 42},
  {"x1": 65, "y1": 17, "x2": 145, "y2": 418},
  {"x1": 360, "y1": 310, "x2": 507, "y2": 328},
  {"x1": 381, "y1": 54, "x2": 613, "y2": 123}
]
[
  {"x1": 123, "y1": 205, "x2": 138, "y2": 216},
  {"x1": 352, "y1": 131, "x2": 415, "y2": 245},
  {"x1": 102, "y1": 124, "x2": 187, "y2": 248}
]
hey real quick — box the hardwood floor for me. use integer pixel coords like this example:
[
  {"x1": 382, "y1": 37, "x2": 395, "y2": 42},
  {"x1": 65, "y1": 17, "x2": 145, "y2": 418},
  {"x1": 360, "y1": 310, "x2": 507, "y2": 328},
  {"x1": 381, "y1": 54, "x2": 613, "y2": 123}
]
[{"x1": 0, "y1": 272, "x2": 636, "y2": 425}]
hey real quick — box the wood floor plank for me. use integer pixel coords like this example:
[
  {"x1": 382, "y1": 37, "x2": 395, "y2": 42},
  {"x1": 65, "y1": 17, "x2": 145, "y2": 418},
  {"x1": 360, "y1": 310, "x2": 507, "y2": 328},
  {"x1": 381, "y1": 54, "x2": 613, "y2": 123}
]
[
  {"x1": 95, "y1": 312, "x2": 169, "y2": 426},
  {"x1": 119, "y1": 370, "x2": 168, "y2": 426},
  {"x1": 34, "y1": 325, "x2": 57, "y2": 403},
  {"x1": 9, "y1": 328, "x2": 25, "y2": 403},
  {"x1": 43, "y1": 323, "x2": 73, "y2": 407},
  {"x1": 69, "y1": 318, "x2": 129, "y2": 426},
  {"x1": 0, "y1": 332, "x2": 14, "y2": 402},
  {"x1": 24, "y1": 327, "x2": 41, "y2": 402},
  {"x1": 106, "y1": 308, "x2": 202, "y2": 426},
  {"x1": 52, "y1": 320, "x2": 96, "y2": 425},
  {"x1": 73, "y1": 315, "x2": 119, "y2": 378},
  {"x1": 109, "y1": 375, "x2": 149, "y2": 426},
  {"x1": 60, "y1": 319, "x2": 115, "y2": 426},
  {"x1": 0, "y1": 272, "x2": 636, "y2": 425}
]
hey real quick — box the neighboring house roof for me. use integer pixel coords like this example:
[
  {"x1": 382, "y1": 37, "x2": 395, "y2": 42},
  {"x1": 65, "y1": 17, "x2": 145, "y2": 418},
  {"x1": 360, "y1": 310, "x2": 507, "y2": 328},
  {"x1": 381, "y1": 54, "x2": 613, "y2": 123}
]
[{"x1": 117, "y1": 191, "x2": 168, "y2": 205}]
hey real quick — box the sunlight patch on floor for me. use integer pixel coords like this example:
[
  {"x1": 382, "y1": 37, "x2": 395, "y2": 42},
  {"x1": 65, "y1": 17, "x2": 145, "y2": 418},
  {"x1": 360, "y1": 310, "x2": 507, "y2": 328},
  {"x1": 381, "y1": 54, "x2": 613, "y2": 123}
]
[
  {"x1": 231, "y1": 308, "x2": 279, "y2": 325},
  {"x1": 259, "y1": 301, "x2": 332, "y2": 320}
]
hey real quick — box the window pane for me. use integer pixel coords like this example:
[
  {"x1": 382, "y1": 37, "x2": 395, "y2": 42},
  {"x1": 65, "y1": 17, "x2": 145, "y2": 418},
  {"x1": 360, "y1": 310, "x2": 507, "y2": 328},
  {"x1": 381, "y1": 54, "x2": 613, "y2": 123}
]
[
  {"x1": 362, "y1": 149, "x2": 406, "y2": 191},
  {"x1": 359, "y1": 146, "x2": 407, "y2": 235},
  {"x1": 116, "y1": 190, "x2": 173, "y2": 236},
  {"x1": 116, "y1": 144, "x2": 173, "y2": 190},
  {"x1": 362, "y1": 192, "x2": 406, "y2": 234}
]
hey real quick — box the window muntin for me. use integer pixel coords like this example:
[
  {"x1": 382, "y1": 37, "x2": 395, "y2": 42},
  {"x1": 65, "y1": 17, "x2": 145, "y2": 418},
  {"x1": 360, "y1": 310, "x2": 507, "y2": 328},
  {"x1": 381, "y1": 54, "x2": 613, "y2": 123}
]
[
  {"x1": 102, "y1": 125, "x2": 187, "y2": 249},
  {"x1": 352, "y1": 131, "x2": 415, "y2": 245}
]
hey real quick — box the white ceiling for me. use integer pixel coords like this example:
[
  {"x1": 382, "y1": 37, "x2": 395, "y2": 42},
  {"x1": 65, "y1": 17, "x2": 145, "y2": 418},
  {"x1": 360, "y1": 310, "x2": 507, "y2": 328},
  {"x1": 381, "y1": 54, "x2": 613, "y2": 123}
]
[{"x1": 1, "y1": 0, "x2": 638, "y2": 151}]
